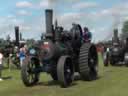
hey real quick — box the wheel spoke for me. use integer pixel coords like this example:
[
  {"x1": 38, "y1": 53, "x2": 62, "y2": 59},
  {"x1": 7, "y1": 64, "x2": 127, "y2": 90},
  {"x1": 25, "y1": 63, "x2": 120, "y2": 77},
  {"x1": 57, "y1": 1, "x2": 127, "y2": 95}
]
[{"x1": 64, "y1": 60, "x2": 73, "y2": 83}]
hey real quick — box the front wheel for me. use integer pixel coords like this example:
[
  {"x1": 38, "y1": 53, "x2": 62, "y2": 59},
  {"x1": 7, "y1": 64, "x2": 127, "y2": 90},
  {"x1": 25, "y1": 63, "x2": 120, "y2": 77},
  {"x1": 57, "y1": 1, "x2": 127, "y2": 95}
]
[
  {"x1": 124, "y1": 53, "x2": 128, "y2": 66},
  {"x1": 110, "y1": 58, "x2": 116, "y2": 66},
  {"x1": 21, "y1": 57, "x2": 40, "y2": 86},
  {"x1": 57, "y1": 56, "x2": 74, "y2": 88}
]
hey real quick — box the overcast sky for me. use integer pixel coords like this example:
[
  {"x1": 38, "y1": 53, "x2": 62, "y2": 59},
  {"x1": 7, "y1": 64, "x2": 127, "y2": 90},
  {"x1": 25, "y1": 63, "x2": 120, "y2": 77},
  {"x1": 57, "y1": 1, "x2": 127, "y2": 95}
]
[{"x1": 0, "y1": 0, "x2": 128, "y2": 42}]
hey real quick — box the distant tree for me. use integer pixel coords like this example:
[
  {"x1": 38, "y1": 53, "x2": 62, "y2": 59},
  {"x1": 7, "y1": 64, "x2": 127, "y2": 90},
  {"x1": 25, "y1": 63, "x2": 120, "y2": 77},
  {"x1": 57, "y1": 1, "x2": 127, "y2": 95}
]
[
  {"x1": 26, "y1": 39, "x2": 35, "y2": 48},
  {"x1": 121, "y1": 20, "x2": 128, "y2": 40},
  {"x1": 122, "y1": 21, "x2": 128, "y2": 33}
]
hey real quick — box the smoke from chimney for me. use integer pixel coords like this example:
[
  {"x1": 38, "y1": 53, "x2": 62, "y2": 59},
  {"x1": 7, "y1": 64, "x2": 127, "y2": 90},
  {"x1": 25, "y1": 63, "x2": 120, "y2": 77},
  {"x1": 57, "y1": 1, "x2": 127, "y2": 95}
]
[
  {"x1": 104, "y1": 9, "x2": 122, "y2": 41},
  {"x1": 47, "y1": 0, "x2": 59, "y2": 29},
  {"x1": 47, "y1": 0, "x2": 58, "y2": 9}
]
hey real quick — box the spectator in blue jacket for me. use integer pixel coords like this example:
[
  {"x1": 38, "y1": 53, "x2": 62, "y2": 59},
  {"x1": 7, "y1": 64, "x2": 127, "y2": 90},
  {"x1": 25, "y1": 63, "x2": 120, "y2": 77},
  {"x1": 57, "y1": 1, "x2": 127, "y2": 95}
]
[{"x1": 19, "y1": 45, "x2": 26, "y2": 67}]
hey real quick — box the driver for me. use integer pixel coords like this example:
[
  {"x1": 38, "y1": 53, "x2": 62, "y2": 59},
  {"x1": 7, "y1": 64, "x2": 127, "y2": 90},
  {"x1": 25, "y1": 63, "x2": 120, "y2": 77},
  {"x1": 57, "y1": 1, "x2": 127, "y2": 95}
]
[{"x1": 83, "y1": 27, "x2": 92, "y2": 43}]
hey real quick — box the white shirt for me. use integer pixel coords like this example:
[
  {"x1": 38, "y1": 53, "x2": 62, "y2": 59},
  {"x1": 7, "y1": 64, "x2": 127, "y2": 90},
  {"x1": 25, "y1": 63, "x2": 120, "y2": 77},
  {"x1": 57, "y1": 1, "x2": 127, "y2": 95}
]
[
  {"x1": 0, "y1": 53, "x2": 3, "y2": 65},
  {"x1": 106, "y1": 48, "x2": 110, "y2": 52}
]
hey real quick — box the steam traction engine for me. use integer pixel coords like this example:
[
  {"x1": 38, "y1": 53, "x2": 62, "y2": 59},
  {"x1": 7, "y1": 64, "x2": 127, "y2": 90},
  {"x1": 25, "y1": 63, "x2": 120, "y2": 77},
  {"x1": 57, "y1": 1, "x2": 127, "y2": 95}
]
[
  {"x1": 21, "y1": 9, "x2": 98, "y2": 87},
  {"x1": 104, "y1": 29, "x2": 128, "y2": 66}
]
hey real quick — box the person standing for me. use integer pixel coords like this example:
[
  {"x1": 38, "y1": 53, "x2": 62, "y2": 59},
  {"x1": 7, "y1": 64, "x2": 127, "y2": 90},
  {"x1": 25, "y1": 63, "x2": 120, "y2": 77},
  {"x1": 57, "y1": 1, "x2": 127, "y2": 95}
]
[
  {"x1": 0, "y1": 50, "x2": 3, "y2": 81},
  {"x1": 19, "y1": 45, "x2": 26, "y2": 67}
]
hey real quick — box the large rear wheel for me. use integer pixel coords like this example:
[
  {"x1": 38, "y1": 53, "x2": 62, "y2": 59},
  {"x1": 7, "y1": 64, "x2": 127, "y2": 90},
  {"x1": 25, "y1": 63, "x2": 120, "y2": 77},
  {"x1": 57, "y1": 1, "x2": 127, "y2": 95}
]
[{"x1": 79, "y1": 43, "x2": 98, "y2": 81}]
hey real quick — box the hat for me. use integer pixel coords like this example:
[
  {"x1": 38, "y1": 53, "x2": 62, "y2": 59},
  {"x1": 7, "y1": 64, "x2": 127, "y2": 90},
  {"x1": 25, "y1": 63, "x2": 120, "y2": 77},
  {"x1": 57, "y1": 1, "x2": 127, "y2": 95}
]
[{"x1": 84, "y1": 27, "x2": 89, "y2": 31}]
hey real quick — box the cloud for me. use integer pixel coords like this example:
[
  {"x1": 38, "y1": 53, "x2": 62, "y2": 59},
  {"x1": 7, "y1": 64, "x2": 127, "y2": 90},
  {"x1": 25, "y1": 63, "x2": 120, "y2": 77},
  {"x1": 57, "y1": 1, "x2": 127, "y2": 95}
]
[
  {"x1": 66, "y1": 0, "x2": 80, "y2": 3},
  {"x1": 16, "y1": 1, "x2": 32, "y2": 8},
  {"x1": 92, "y1": 27, "x2": 114, "y2": 42},
  {"x1": 20, "y1": 25, "x2": 31, "y2": 31},
  {"x1": 58, "y1": 12, "x2": 81, "y2": 29},
  {"x1": 72, "y1": 2, "x2": 98, "y2": 9},
  {"x1": 92, "y1": 2, "x2": 128, "y2": 30},
  {"x1": 4, "y1": 0, "x2": 128, "y2": 41},
  {"x1": 17, "y1": 10, "x2": 31, "y2": 16},
  {"x1": 7, "y1": 15, "x2": 15, "y2": 19},
  {"x1": 94, "y1": 2, "x2": 128, "y2": 19},
  {"x1": 0, "y1": 15, "x2": 26, "y2": 40},
  {"x1": 39, "y1": 0, "x2": 48, "y2": 8},
  {"x1": 13, "y1": 1, "x2": 126, "y2": 41},
  {"x1": 39, "y1": 0, "x2": 59, "y2": 9},
  {"x1": 56, "y1": 8, "x2": 118, "y2": 42},
  {"x1": 0, "y1": 14, "x2": 44, "y2": 40}
]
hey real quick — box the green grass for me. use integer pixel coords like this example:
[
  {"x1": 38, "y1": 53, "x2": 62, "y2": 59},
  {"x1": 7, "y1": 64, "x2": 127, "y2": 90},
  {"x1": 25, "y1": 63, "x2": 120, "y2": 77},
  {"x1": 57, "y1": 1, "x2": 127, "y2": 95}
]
[{"x1": 1, "y1": 53, "x2": 128, "y2": 96}]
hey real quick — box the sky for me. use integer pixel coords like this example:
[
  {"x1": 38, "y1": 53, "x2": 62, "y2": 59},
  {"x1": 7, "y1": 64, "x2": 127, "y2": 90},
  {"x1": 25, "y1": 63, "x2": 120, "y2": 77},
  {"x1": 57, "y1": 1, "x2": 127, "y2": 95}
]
[{"x1": 0, "y1": 0, "x2": 128, "y2": 42}]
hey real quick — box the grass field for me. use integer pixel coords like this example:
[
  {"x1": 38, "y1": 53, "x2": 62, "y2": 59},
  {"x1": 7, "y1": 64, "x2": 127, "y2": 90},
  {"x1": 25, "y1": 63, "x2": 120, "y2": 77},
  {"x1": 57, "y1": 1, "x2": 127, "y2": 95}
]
[{"x1": 1, "y1": 53, "x2": 128, "y2": 96}]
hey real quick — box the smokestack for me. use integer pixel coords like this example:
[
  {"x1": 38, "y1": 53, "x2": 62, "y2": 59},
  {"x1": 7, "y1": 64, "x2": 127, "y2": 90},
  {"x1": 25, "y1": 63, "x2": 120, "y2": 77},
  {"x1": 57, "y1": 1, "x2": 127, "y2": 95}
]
[
  {"x1": 114, "y1": 29, "x2": 118, "y2": 39},
  {"x1": 20, "y1": 32, "x2": 22, "y2": 40},
  {"x1": 55, "y1": 19, "x2": 58, "y2": 29},
  {"x1": 112, "y1": 28, "x2": 119, "y2": 43},
  {"x1": 15, "y1": 26, "x2": 20, "y2": 46},
  {"x1": 54, "y1": 19, "x2": 61, "y2": 40},
  {"x1": 45, "y1": 9, "x2": 53, "y2": 38}
]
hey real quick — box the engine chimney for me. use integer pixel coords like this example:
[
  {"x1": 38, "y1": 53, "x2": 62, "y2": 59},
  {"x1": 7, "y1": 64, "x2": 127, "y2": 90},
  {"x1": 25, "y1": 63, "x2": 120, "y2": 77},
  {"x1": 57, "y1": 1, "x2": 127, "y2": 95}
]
[
  {"x1": 20, "y1": 32, "x2": 22, "y2": 40},
  {"x1": 114, "y1": 29, "x2": 118, "y2": 39},
  {"x1": 15, "y1": 26, "x2": 20, "y2": 46},
  {"x1": 112, "y1": 28, "x2": 119, "y2": 44},
  {"x1": 45, "y1": 9, "x2": 53, "y2": 38}
]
